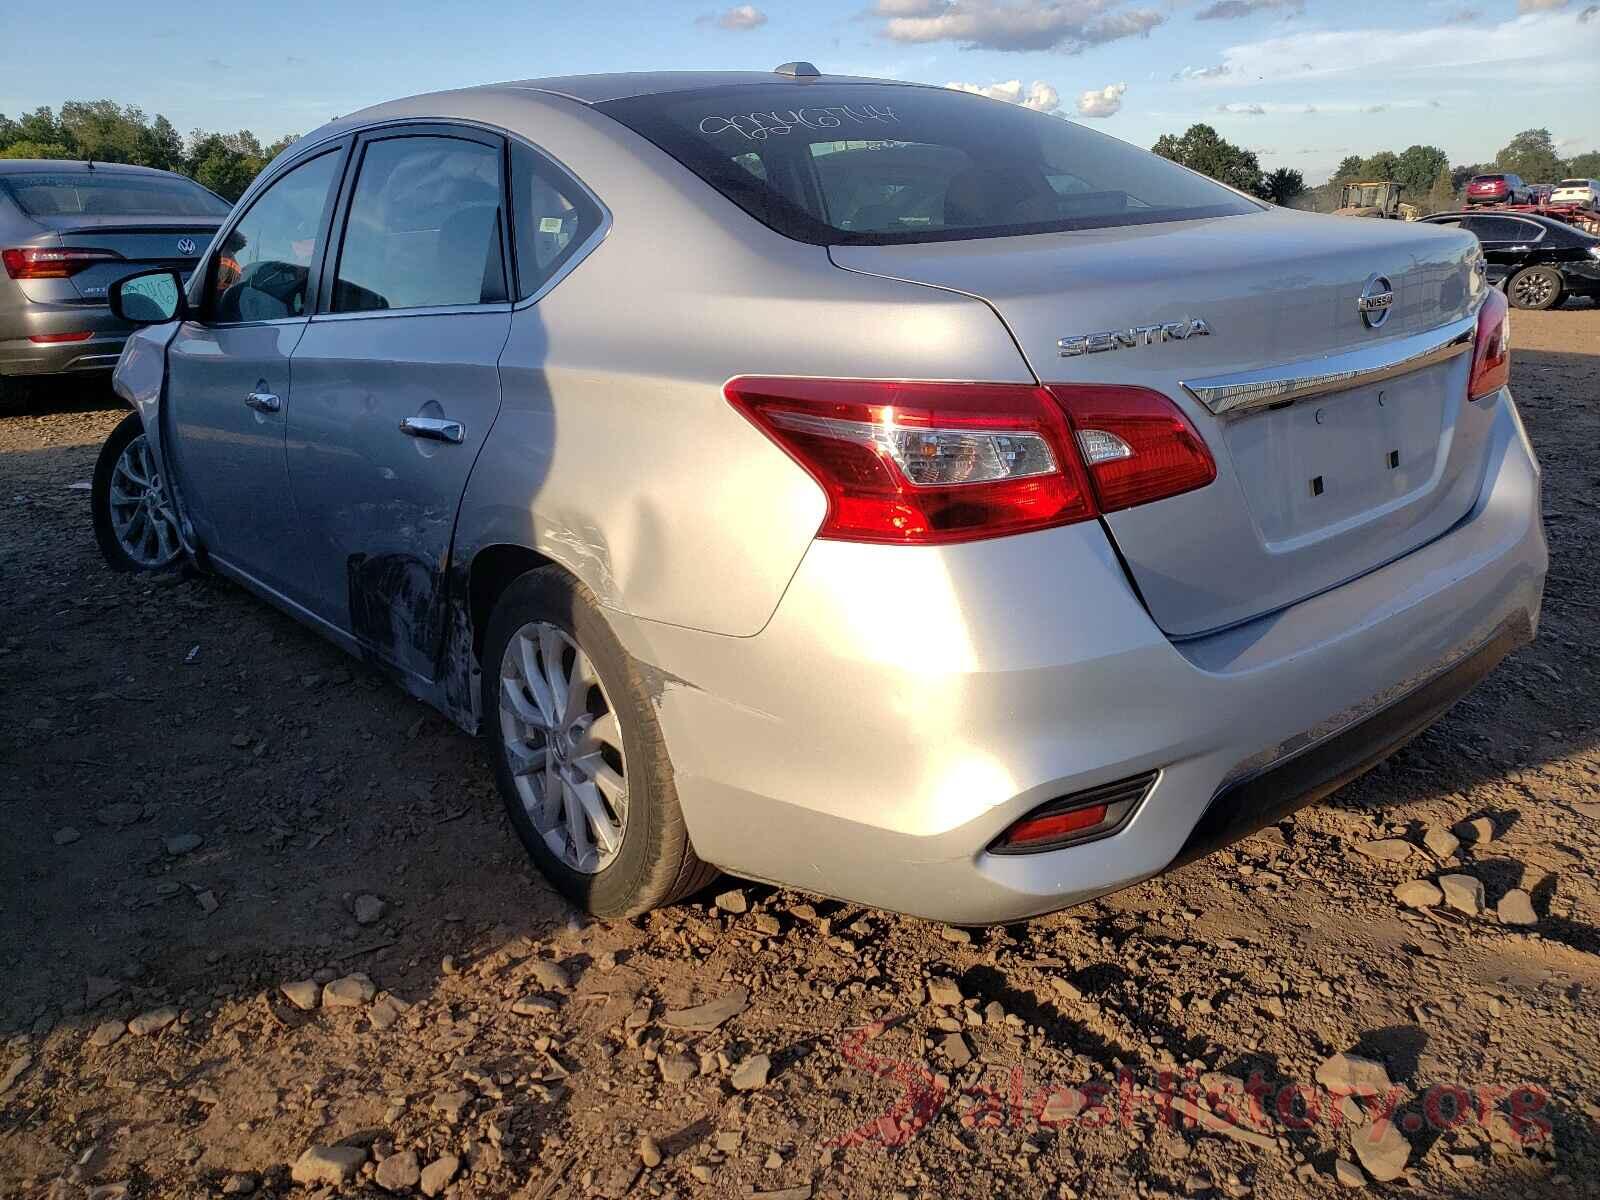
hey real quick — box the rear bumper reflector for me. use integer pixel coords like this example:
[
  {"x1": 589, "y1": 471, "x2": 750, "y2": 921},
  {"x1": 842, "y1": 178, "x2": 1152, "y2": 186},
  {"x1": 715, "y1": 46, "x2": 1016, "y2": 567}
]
[
  {"x1": 28, "y1": 331, "x2": 94, "y2": 344},
  {"x1": 989, "y1": 770, "x2": 1158, "y2": 855}
]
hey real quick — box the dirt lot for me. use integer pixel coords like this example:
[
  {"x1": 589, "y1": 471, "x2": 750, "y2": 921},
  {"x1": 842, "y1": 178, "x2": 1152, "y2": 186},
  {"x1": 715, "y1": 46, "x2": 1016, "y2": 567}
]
[{"x1": 2, "y1": 308, "x2": 1598, "y2": 1200}]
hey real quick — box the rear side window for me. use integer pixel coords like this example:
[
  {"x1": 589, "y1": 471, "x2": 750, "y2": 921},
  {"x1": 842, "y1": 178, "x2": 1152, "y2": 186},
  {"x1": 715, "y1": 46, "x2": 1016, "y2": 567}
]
[
  {"x1": 332, "y1": 134, "x2": 507, "y2": 313},
  {"x1": 509, "y1": 142, "x2": 604, "y2": 300},
  {"x1": 0, "y1": 171, "x2": 230, "y2": 218},
  {"x1": 597, "y1": 84, "x2": 1259, "y2": 245}
]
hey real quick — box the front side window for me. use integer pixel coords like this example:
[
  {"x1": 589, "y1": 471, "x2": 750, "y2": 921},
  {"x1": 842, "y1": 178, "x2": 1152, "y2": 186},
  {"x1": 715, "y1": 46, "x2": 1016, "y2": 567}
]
[
  {"x1": 510, "y1": 142, "x2": 603, "y2": 300},
  {"x1": 208, "y1": 151, "x2": 341, "y2": 323},
  {"x1": 332, "y1": 135, "x2": 506, "y2": 313},
  {"x1": 597, "y1": 84, "x2": 1260, "y2": 245}
]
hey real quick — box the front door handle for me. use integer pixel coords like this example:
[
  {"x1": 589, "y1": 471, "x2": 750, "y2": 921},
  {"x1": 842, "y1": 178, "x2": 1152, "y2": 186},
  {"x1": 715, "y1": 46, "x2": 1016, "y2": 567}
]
[
  {"x1": 399, "y1": 416, "x2": 465, "y2": 444},
  {"x1": 245, "y1": 390, "x2": 281, "y2": 413}
]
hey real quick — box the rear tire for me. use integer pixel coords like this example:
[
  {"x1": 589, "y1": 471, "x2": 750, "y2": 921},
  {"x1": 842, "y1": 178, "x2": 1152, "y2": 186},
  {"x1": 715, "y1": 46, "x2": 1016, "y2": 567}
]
[
  {"x1": 482, "y1": 566, "x2": 719, "y2": 917},
  {"x1": 1506, "y1": 265, "x2": 1564, "y2": 311},
  {"x1": 92, "y1": 412, "x2": 184, "y2": 573}
]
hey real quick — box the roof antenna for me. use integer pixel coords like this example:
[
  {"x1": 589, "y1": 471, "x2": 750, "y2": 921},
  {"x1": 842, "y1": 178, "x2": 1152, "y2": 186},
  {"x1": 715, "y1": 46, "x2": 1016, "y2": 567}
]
[{"x1": 773, "y1": 62, "x2": 820, "y2": 78}]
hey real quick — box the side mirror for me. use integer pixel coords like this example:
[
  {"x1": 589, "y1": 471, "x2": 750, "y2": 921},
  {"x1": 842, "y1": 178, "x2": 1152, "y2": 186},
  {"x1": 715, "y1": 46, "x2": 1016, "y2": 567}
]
[{"x1": 110, "y1": 269, "x2": 188, "y2": 325}]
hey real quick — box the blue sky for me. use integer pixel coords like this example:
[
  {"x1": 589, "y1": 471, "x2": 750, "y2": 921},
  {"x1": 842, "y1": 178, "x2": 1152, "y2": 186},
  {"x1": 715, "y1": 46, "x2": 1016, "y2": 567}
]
[{"x1": 2, "y1": 0, "x2": 1595, "y2": 183}]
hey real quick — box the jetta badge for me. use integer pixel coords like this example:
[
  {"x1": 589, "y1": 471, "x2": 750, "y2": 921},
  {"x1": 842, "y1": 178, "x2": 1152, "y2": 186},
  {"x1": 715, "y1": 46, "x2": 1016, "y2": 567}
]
[
  {"x1": 1057, "y1": 317, "x2": 1211, "y2": 358},
  {"x1": 177, "y1": 237, "x2": 197, "y2": 255},
  {"x1": 1358, "y1": 274, "x2": 1394, "y2": 329}
]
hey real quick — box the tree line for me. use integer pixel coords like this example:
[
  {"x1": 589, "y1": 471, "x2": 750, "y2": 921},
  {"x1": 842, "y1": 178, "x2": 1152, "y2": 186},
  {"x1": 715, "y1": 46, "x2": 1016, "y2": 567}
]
[
  {"x1": 1153, "y1": 125, "x2": 1600, "y2": 215},
  {"x1": 0, "y1": 101, "x2": 301, "y2": 202}
]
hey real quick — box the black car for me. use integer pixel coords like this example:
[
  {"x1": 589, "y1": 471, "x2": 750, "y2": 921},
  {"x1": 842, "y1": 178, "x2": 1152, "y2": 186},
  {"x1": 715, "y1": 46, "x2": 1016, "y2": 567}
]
[{"x1": 1422, "y1": 210, "x2": 1600, "y2": 310}]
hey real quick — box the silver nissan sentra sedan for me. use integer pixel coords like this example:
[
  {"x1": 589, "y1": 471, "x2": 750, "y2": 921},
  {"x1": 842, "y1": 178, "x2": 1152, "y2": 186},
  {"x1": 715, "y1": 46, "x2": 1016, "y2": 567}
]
[{"x1": 97, "y1": 66, "x2": 1546, "y2": 923}]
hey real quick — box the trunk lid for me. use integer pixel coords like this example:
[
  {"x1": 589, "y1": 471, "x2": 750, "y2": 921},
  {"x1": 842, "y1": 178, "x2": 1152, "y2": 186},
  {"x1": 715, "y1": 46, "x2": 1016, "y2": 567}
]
[
  {"x1": 832, "y1": 207, "x2": 1490, "y2": 637},
  {"x1": 35, "y1": 216, "x2": 218, "y2": 303}
]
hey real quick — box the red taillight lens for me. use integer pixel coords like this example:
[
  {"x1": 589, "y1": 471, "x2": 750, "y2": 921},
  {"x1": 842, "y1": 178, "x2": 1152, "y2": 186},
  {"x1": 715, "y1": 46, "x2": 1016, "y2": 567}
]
[
  {"x1": 2, "y1": 246, "x2": 123, "y2": 279},
  {"x1": 28, "y1": 331, "x2": 93, "y2": 344},
  {"x1": 725, "y1": 377, "x2": 1216, "y2": 544},
  {"x1": 725, "y1": 377, "x2": 1097, "y2": 544},
  {"x1": 1049, "y1": 384, "x2": 1217, "y2": 513},
  {"x1": 1468, "y1": 288, "x2": 1510, "y2": 401}
]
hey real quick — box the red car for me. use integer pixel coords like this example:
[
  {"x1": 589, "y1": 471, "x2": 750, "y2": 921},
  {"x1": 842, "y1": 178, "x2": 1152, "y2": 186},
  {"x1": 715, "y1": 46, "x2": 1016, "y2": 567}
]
[{"x1": 1465, "y1": 173, "x2": 1531, "y2": 206}]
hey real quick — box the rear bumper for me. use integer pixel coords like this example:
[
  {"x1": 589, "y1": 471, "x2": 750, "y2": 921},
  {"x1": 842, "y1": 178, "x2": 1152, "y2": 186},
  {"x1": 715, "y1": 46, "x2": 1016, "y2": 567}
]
[
  {"x1": 622, "y1": 389, "x2": 1545, "y2": 924},
  {"x1": 0, "y1": 300, "x2": 129, "y2": 377}
]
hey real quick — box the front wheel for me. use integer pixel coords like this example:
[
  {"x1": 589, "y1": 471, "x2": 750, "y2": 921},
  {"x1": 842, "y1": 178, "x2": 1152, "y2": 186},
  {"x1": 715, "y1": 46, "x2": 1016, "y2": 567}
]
[
  {"x1": 482, "y1": 566, "x2": 719, "y2": 917},
  {"x1": 92, "y1": 412, "x2": 184, "y2": 572},
  {"x1": 1506, "y1": 265, "x2": 1564, "y2": 311}
]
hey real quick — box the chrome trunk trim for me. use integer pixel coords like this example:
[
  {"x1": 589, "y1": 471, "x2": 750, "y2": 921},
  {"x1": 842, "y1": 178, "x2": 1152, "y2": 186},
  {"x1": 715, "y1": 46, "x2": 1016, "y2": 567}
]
[{"x1": 1181, "y1": 315, "x2": 1476, "y2": 418}]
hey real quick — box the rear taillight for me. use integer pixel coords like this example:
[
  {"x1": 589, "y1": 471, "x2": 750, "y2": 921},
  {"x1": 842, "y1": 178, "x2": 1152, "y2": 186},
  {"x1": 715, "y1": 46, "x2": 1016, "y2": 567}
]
[
  {"x1": 725, "y1": 377, "x2": 1095, "y2": 543},
  {"x1": 2, "y1": 246, "x2": 123, "y2": 279},
  {"x1": 1468, "y1": 289, "x2": 1510, "y2": 401},
  {"x1": 725, "y1": 377, "x2": 1215, "y2": 544},
  {"x1": 1048, "y1": 384, "x2": 1217, "y2": 513}
]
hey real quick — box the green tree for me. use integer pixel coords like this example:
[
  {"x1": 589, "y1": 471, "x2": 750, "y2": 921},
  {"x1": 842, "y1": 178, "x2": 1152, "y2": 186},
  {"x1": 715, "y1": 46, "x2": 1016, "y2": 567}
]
[
  {"x1": 1395, "y1": 145, "x2": 1449, "y2": 202},
  {"x1": 1332, "y1": 155, "x2": 1366, "y2": 183},
  {"x1": 187, "y1": 130, "x2": 271, "y2": 201},
  {"x1": 1423, "y1": 166, "x2": 1457, "y2": 215},
  {"x1": 1361, "y1": 150, "x2": 1400, "y2": 181},
  {"x1": 0, "y1": 140, "x2": 74, "y2": 160},
  {"x1": 1496, "y1": 129, "x2": 1563, "y2": 183},
  {"x1": 59, "y1": 100, "x2": 147, "y2": 163},
  {"x1": 1152, "y1": 124, "x2": 1264, "y2": 195},
  {"x1": 1261, "y1": 167, "x2": 1304, "y2": 206},
  {"x1": 1564, "y1": 150, "x2": 1600, "y2": 179},
  {"x1": 136, "y1": 115, "x2": 185, "y2": 173}
]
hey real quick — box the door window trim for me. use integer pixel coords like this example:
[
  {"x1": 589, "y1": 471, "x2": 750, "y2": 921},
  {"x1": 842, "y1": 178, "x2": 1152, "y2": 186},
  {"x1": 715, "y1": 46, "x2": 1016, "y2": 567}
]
[
  {"x1": 190, "y1": 140, "x2": 353, "y2": 329},
  {"x1": 313, "y1": 123, "x2": 514, "y2": 323},
  {"x1": 505, "y1": 139, "x2": 612, "y2": 311}
]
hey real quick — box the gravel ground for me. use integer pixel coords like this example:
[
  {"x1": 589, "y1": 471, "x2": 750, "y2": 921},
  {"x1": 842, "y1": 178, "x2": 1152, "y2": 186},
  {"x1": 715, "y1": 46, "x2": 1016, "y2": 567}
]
[{"x1": 1, "y1": 307, "x2": 1597, "y2": 1200}]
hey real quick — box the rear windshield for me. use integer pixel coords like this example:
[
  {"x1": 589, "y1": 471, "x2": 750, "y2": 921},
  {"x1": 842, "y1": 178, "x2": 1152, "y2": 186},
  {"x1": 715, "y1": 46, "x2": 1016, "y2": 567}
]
[
  {"x1": 1472, "y1": 175, "x2": 1506, "y2": 184},
  {"x1": 0, "y1": 171, "x2": 231, "y2": 219},
  {"x1": 597, "y1": 84, "x2": 1260, "y2": 245},
  {"x1": 1558, "y1": 179, "x2": 1589, "y2": 187}
]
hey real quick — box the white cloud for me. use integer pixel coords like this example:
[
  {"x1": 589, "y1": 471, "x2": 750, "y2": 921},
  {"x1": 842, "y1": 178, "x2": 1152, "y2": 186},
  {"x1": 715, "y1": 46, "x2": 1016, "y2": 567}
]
[
  {"x1": 1188, "y1": 8, "x2": 1599, "y2": 90},
  {"x1": 1517, "y1": 0, "x2": 1568, "y2": 10},
  {"x1": 869, "y1": 0, "x2": 1164, "y2": 52},
  {"x1": 1173, "y1": 63, "x2": 1231, "y2": 81},
  {"x1": 1195, "y1": 0, "x2": 1303, "y2": 18},
  {"x1": 700, "y1": 4, "x2": 768, "y2": 30},
  {"x1": 1077, "y1": 82, "x2": 1128, "y2": 118},
  {"x1": 945, "y1": 79, "x2": 1062, "y2": 111},
  {"x1": 1216, "y1": 101, "x2": 1266, "y2": 115}
]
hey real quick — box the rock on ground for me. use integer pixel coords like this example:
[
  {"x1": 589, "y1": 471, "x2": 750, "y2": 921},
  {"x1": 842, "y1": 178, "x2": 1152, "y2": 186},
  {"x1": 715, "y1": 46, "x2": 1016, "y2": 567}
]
[
  {"x1": 1356, "y1": 838, "x2": 1412, "y2": 863},
  {"x1": 1422, "y1": 825, "x2": 1461, "y2": 859},
  {"x1": 1351, "y1": 1120, "x2": 1410, "y2": 1182},
  {"x1": 419, "y1": 1155, "x2": 459, "y2": 1197},
  {"x1": 127, "y1": 1005, "x2": 177, "y2": 1036},
  {"x1": 88, "y1": 1020, "x2": 125, "y2": 1048},
  {"x1": 1392, "y1": 879, "x2": 1443, "y2": 908},
  {"x1": 374, "y1": 1150, "x2": 420, "y2": 1192},
  {"x1": 353, "y1": 893, "x2": 386, "y2": 925},
  {"x1": 322, "y1": 973, "x2": 377, "y2": 1008},
  {"x1": 280, "y1": 980, "x2": 319, "y2": 1011},
  {"x1": 731, "y1": 1053, "x2": 771, "y2": 1091},
  {"x1": 1315, "y1": 1053, "x2": 1392, "y2": 1097},
  {"x1": 1333, "y1": 1158, "x2": 1366, "y2": 1188},
  {"x1": 639, "y1": 1136, "x2": 663, "y2": 1167},
  {"x1": 1438, "y1": 873, "x2": 1486, "y2": 915},
  {"x1": 290, "y1": 1145, "x2": 366, "y2": 1187},
  {"x1": 1497, "y1": 888, "x2": 1537, "y2": 925}
]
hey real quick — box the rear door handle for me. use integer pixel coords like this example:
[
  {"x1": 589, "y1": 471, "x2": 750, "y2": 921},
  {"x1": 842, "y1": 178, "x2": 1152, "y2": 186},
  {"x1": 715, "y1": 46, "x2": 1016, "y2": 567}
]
[
  {"x1": 244, "y1": 391, "x2": 281, "y2": 413},
  {"x1": 399, "y1": 416, "x2": 465, "y2": 444}
]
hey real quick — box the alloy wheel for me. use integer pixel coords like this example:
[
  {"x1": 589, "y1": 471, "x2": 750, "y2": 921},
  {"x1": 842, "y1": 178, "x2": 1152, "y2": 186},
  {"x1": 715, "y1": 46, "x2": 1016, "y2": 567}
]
[
  {"x1": 498, "y1": 621, "x2": 628, "y2": 874},
  {"x1": 108, "y1": 434, "x2": 181, "y2": 568},
  {"x1": 1512, "y1": 271, "x2": 1555, "y2": 308}
]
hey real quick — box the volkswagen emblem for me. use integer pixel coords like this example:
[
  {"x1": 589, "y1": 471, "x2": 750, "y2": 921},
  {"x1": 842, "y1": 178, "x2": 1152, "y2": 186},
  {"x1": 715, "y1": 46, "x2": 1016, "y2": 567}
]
[
  {"x1": 1358, "y1": 274, "x2": 1394, "y2": 329},
  {"x1": 177, "y1": 237, "x2": 197, "y2": 256}
]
